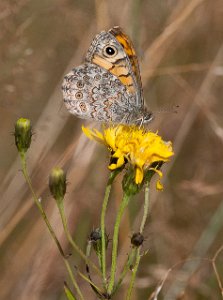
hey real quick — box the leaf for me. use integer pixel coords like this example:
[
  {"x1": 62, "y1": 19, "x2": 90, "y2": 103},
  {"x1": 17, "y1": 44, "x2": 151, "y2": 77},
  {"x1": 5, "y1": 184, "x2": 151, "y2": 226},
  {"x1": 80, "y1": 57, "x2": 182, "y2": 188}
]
[{"x1": 64, "y1": 282, "x2": 77, "y2": 300}]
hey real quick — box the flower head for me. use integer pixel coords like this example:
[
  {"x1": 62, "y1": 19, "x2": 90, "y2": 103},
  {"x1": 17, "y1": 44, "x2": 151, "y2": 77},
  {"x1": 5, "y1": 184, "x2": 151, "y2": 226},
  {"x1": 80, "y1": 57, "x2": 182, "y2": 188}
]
[{"x1": 82, "y1": 125, "x2": 174, "y2": 189}]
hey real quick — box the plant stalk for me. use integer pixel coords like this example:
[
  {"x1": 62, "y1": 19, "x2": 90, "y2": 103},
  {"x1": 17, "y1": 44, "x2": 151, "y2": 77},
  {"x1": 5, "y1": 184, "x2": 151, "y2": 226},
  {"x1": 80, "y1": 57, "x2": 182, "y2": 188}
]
[{"x1": 107, "y1": 193, "x2": 131, "y2": 294}]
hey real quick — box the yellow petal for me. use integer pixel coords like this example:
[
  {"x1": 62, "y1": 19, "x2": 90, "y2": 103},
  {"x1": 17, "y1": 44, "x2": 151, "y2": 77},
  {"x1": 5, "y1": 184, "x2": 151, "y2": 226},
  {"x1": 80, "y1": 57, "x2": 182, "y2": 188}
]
[
  {"x1": 109, "y1": 164, "x2": 117, "y2": 170},
  {"x1": 82, "y1": 124, "x2": 174, "y2": 189},
  {"x1": 108, "y1": 154, "x2": 125, "y2": 170},
  {"x1": 82, "y1": 126, "x2": 94, "y2": 139},
  {"x1": 149, "y1": 167, "x2": 163, "y2": 179},
  {"x1": 116, "y1": 156, "x2": 125, "y2": 168},
  {"x1": 104, "y1": 128, "x2": 117, "y2": 150},
  {"x1": 156, "y1": 180, "x2": 163, "y2": 191},
  {"x1": 82, "y1": 126, "x2": 104, "y2": 143},
  {"x1": 135, "y1": 167, "x2": 144, "y2": 184},
  {"x1": 150, "y1": 168, "x2": 164, "y2": 190}
]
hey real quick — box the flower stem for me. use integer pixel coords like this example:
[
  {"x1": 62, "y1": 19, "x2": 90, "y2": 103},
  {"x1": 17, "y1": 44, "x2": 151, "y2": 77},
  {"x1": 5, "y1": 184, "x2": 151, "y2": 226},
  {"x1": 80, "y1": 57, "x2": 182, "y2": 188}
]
[
  {"x1": 100, "y1": 171, "x2": 118, "y2": 285},
  {"x1": 85, "y1": 242, "x2": 104, "y2": 298},
  {"x1": 112, "y1": 248, "x2": 136, "y2": 296},
  {"x1": 125, "y1": 182, "x2": 150, "y2": 299},
  {"x1": 107, "y1": 193, "x2": 131, "y2": 295},
  {"x1": 57, "y1": 200, "x2": 101, "y2": 276},
  {"x1": 63, "y1": 258, "x2": 85, "y2": 300},
  {"x1": 125, "y1": 248, "x2": 140, "y2": 300},
  {"x1": 140, "y1": 183, "x2": 150, "y2": 233},
  {"x1": 20, "y1": 153, "x2": 65, "y2": 258},
  {"x1": 20, "y1": 153, "x2": 84, "y2": 298}
]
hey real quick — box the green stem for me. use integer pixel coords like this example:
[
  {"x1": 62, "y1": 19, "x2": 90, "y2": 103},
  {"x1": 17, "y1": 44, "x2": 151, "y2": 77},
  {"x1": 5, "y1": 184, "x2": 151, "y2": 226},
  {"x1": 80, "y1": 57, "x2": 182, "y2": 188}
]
[
  {"x1": 140, "y1": 183, "x2": 150, "y2": 233},
  {"x1": 97, "y1": 246, "x2": 102, "y2": 270},
  {"x1": 58, "y1": 201, "x2": 101, "y2": 276},
  {"x1": 107, "y1": 193, "x2": 131, "y2": 295},
  {"x1": 20, "y1": 153, "x2": 65, "y2": 258},
  {"x1": 85, "y1": 241, "x2": 92, "y2": 260},
  {"x1": 64, "y1": 258, "x2": 85, "y2": 300},
  {"x1": 20, "y1": 153, "x2": 84, "y2": 298},
  {"x1": 125, "y1": 248, "x2": 140, "y2": 300},
  {"x1": 85, "y1": 242, "x2": 101, "y2": 297},
  {"x1": 112, "y1": 248, "x2": 136, "y2": 296},
  {"x1": 100, "y1": 171, "x2": 118, "y2": 285},
  {"x1": 76, "y1": 267, "x2": 104, "y2": 297},
  {"x1": 125, "y1": 182, "x2": 150, "y2": 299}
]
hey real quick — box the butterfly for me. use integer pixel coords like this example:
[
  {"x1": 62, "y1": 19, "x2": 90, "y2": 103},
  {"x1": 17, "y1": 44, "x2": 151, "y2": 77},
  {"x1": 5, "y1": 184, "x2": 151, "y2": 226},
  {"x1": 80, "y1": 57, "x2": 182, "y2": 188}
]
[{"x1": 62, "y1": 26, "x2": 152, "y2": 124}]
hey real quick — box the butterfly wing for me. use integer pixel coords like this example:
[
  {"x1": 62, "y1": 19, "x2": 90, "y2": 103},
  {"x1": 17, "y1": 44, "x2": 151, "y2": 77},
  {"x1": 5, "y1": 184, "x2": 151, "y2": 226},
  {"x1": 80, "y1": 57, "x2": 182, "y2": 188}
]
[
  {"x1": 62, "y1": 62, "x2": 136, "y2": 123},
  {"x1": 62, "y1": 27, "x2": 152, "y2": 123},
  {"x1": 109, "y1": 26, "x2": 144, "y2": 106},
  {"x1": 85, "y1": 27, "x2": 144, "y2": 107}
]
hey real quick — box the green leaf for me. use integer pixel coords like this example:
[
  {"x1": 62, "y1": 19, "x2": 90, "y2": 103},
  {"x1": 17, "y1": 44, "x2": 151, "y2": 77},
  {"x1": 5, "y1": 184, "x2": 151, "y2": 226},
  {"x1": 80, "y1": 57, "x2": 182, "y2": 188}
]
[{"x1": 64, "y1": 282, "x2": 77, "y2": 300}]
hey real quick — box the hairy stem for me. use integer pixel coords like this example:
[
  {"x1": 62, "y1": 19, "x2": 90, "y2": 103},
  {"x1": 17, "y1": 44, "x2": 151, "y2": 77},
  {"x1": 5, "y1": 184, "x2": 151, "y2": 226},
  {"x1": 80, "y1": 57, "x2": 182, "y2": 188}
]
[
  {"x1": 107, "y1": 193, "x2": 131, "y2": 294},
  {"x1": 126, "y1": 182, "x2": 150, "y2": 299},
  {"x1": 100, "y1": 171, "x2": 118, "y2": 285}
]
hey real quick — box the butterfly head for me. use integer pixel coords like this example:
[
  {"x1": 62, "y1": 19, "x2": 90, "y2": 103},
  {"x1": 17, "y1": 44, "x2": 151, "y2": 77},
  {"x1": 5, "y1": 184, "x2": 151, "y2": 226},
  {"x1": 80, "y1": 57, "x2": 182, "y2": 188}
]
[
  {"x1": 128, "y1": 107, "x2": 153, "y2": 125},
  {"x1": 142, "y1": 110, "x2": 153, "y2": 123}
]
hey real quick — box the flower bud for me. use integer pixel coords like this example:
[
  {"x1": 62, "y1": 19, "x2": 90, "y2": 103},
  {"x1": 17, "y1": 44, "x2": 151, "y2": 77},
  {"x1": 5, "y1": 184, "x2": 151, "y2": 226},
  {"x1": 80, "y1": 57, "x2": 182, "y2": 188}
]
[
  {"x1": 14, "y1": 118, "x2": 32, "y2": 154},
  {"x1": 131, "y1": 232, "x2": 144, "y2": 247},
  {"x1": 49, "y1": 167, "x2": 66, "y2": 201}
]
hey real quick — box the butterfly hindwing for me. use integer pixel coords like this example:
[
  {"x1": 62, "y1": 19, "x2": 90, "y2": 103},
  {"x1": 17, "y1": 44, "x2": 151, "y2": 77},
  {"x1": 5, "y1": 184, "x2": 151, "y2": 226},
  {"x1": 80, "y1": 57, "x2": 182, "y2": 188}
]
[{"x1": 62, "y1": 62, "x2": 136, "y2": 123}]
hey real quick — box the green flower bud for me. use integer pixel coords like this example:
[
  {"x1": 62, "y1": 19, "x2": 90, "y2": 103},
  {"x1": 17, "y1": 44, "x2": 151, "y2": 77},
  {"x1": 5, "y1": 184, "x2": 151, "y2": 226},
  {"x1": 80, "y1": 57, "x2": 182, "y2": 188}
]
[
  {"x1": 49, "y1": 167, "x2": 66, "y2": 201},
  {"x1": 14, "y1": 118, "x2": 32, "y2": 154}
]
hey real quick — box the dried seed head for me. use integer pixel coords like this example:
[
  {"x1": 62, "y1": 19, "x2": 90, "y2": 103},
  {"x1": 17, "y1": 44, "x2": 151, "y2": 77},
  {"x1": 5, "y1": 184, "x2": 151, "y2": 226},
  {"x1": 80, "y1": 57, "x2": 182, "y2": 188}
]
[{"x1": 131, "y1": 232, "x2": 144, "y2": 247}]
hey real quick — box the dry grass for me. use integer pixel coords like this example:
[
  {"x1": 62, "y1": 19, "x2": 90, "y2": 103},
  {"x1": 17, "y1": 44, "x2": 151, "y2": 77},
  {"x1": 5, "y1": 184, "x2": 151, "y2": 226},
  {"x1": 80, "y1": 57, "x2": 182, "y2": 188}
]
[{"x1": 0, "y1": 0, "x2": 223, "y2": 299}]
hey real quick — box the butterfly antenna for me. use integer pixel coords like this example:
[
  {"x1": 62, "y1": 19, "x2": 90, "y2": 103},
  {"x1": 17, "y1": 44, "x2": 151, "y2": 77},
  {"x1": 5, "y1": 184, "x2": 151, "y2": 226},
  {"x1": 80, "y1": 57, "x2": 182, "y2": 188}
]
[{"x1": 154, "y1": 103, "x2": 180, "y2": 116}]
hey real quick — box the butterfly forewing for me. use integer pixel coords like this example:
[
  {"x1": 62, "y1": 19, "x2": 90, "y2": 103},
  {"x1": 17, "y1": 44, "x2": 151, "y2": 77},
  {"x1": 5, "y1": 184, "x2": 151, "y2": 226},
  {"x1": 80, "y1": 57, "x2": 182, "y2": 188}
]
[{"x1": 109, "y1": 26, "x2": 144, "y2": 107}]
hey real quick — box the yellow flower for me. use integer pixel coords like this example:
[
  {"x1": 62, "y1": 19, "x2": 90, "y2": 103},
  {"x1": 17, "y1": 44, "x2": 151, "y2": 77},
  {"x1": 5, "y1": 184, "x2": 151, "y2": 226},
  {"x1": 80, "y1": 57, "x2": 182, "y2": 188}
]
[{"x1": 82, "y1": 125, "x2": 174, "y2": 188}]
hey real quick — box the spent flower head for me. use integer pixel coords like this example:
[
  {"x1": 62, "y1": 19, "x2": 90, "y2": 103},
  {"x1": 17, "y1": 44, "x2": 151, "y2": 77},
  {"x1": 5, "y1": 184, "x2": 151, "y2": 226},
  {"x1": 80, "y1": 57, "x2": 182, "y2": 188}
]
[
  {"x1": 89, "y1": 228, "x2": 109, "y2": 256},
  {"x1": 82, "y1": 125, "x2": 174, "y2": 189},
  {"x1": 131, "y1": 232, "x2": 144, "y2": 247}
]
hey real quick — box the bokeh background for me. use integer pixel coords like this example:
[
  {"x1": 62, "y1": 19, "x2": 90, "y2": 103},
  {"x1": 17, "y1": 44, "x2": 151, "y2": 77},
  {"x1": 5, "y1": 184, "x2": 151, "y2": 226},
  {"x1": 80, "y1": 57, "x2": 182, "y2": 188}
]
[{"x1": 1, "y1": 0, "x2": 223, "y2": 299}]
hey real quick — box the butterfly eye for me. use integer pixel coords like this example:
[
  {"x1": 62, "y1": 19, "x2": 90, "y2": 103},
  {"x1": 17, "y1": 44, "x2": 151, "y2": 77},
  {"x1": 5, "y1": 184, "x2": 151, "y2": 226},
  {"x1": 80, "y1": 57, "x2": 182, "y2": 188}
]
[{"x1": 103, "y1": 45, "x2": 117, "y2": 57}]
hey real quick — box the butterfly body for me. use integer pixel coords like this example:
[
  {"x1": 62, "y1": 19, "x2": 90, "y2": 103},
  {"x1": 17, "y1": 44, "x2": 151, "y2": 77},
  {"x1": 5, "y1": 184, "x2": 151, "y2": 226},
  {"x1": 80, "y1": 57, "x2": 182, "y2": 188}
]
[{"x1": 62, "y1": 26, "x2": 152, "y2": 124}]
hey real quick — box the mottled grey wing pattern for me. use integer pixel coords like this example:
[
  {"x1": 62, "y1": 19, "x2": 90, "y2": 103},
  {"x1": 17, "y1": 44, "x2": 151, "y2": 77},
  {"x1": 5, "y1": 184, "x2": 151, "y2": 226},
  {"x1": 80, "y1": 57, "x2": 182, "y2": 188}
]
[
  {"x1": 62, "y1": 27, "x2": 153, "y2": 124},
  {"x1": 62, "y1": 63, "x2": 136, "y2": 123}
]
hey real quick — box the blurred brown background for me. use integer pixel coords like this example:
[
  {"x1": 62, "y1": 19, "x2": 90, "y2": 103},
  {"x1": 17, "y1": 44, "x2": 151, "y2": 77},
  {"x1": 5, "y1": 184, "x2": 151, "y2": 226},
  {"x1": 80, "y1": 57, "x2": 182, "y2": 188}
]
[{"x1": 1, "y1": 0, "x2": 223, "y2": 299}]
